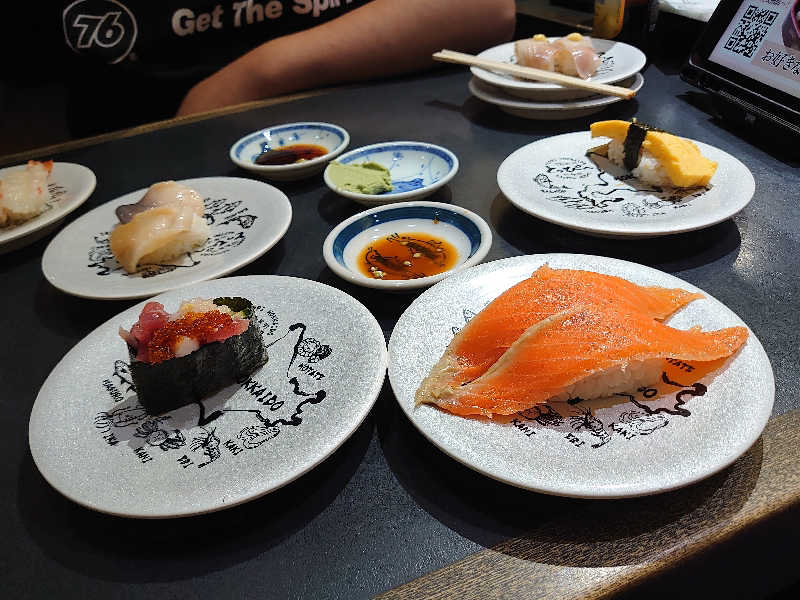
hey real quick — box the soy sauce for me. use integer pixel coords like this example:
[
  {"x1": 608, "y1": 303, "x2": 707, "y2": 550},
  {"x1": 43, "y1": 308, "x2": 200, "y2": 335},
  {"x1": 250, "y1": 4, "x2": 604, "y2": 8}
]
[
  {"x1": 358, "y1": 232, "x2": 458, "y2": 280},
  {"x1": 255, "y1": 144, "x2": 328, "y2": 165}
]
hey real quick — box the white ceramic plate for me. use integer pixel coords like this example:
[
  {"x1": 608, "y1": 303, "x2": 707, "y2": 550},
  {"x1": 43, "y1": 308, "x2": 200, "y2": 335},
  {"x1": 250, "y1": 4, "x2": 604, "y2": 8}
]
[
  {"x1": 471, "y1": 38, "x2": 647, "y2": 100},
  {"x1": 0, "y1": 162, "x2": 96, "y2": 253},
  {"x1": 42, "y1": 177, "x2": 292, "y2": 300},
  {"x1": 388, "y1": 254, "x2": 774, "y2": 499},
  {"x1": 29, "y1": 276, "x2": 388, "y2": 518},
  {"x1": 468, "y1": 74, "x2": 643, "y2": 120},
  {"x1": 497, "y1": 131, "x2": 754, "y2": 238},
  {"x1": 323, "y1": 201, "x2": 492, "y2": 291}
]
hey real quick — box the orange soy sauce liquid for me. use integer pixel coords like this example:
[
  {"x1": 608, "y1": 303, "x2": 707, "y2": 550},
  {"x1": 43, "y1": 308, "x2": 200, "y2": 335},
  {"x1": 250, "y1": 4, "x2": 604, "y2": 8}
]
[
  {"x1": 256, "y1": 143, "x2": 328, "y2": 165},
  {"x1": 358, "y1": 232, "x2": 458, "y2": 280}
]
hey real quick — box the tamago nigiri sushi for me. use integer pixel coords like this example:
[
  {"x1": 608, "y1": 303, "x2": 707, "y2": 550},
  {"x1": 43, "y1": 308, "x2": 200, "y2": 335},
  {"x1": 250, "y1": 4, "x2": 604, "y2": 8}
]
[
  {"x1": 110, "y1": 181, "x2": 210, "y2": 273},
  {"x1": 415, "y1": 266, "x2": 747, "y2": 418}
]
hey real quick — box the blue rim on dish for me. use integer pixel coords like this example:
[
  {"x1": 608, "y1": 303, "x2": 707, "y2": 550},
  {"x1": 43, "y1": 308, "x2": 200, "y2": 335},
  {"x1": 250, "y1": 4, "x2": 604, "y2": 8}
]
[
  {"x1": 323, "y1": 201, "x2": 492, "y2": 290},
  {"x1": 323, "y1": 141, "x2": 459, "y2": 204},
  {"x1": 229, "y1": 122, "x2": 350, "y2": 176}
]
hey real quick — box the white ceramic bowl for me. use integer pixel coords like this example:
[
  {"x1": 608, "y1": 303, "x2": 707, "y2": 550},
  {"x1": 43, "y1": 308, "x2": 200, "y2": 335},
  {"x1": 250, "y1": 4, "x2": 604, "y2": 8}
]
[
  {"x1": 323, "y1": 141, "x2": 459, "y2": 206},
  {"x1": 323, "y1": 201, "x2": 492, "y2": 290},
  {"x1": 230, "y1": 122, "x2": 349, "y2": 180}
]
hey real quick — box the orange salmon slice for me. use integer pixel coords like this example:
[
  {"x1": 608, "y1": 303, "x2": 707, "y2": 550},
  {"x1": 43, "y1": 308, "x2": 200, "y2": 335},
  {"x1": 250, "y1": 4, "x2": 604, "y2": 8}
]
[
  {"x1": 415, "y1": 265, "x2": 704, "y2": 407},
  {"x1": 418, "y1": 302, "x2": 747, "y2": 417}
]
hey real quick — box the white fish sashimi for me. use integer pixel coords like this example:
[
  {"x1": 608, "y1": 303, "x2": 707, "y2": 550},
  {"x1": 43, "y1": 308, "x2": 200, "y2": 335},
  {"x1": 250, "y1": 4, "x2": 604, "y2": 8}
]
[
  {"x1": 515, "y1": 35, "x2": 557, "y2": 71},
  {"x1": 115, "y1": 180, "x2": 204, "y2": 223},
  {"x1": 109, "y1": 181, "x2": 210, "y2": 273},
  {"x1": 552, "y1": 34, "x2": 601, "y2": 79}
]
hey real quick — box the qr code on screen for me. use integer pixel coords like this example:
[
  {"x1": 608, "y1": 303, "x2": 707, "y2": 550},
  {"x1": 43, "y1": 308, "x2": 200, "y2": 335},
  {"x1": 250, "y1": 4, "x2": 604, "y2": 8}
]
[{"x1": 723, "y1": 5, "x2": 779, "y2": 58}]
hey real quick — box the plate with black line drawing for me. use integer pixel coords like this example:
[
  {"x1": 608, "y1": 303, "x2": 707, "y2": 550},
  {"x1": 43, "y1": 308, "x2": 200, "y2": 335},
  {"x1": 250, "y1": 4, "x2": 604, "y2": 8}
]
[
  {"x1": 497, "y1": 131, "x2": 754, "y2": 238},
  {"x1": 0, "y1": 162, "x2": 96, "y2": 253},
  {"x1": 471, "y1": 38, "x2": 646, "y2": 101},
  {"x1": 388, "y1": 254, "x2": 774, "y2": 499},
  {"x1": 41, "y1": 177, "x2": 292, "y2": 300},
  {"x1": 29, "y1": 275, "x2": 387, "y2": 518}
]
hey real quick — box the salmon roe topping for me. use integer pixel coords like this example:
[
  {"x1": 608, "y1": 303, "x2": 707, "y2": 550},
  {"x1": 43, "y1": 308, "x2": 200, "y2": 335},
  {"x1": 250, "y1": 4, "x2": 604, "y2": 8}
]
[{"x1": 147, "y1": 311, "x2": 234, "y2": 363}]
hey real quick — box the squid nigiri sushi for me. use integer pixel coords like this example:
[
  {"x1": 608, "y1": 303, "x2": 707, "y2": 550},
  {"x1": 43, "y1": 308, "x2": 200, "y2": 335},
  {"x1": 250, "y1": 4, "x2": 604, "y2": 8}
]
[
  {"x1": 109, "y1": 181, "x2": 210, "y2": 273},
  {"x1": 415, "y1": 266, "x2": 747, "y2": 418},
  {"x1": 120, "y1": 296, "x2": 268, "y2": 414},
  {"x1": 0, "y1": 160, "x2": 53, "y2": 226}
]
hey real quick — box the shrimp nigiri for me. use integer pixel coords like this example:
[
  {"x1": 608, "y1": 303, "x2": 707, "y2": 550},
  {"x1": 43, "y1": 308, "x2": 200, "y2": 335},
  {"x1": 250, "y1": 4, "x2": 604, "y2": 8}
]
[{"x1": 0, "y1": 160, "x2": 53, "y2": 226}]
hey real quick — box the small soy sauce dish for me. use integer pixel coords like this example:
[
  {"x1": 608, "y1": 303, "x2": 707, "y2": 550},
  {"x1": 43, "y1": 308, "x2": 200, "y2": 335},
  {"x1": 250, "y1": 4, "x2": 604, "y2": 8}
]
[
  {"x1": 230, "y1": 122, "x2": 350, "y2": 181},
  {"x1": 323, "y1": 201, "x2": 491, "y2": 291}
]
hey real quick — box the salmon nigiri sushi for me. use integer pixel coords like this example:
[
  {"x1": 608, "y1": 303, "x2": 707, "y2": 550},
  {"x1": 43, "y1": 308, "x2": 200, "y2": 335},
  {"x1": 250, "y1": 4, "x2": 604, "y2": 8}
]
[
  {"x1": 415, "y1": 266, "x2": 748, "y2": 417},
  {"x1": 109, "y1": 181, "x2": 210, "y2": 273}
]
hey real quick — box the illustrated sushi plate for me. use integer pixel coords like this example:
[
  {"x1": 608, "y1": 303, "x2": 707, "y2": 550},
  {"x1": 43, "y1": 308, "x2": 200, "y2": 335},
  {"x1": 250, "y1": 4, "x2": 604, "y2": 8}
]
[
  {"x1": 41, "y1": 177, "x2": 293, "y2": 300},
  {"x1": 497, "y1": 131, "x2": 754, "y2": 238},
  {"x1": 471, "y1": 38, "x2": 646, "y2": 101},
  {"x1": 0, "y1": 162, "x2": 96, "y2": 253},
  {"x1": 388, "y1": 254, "x2": 774, "y2": 499},
  {"x1": 29, "y1": 275, "x2": 388, "y2": 518}
]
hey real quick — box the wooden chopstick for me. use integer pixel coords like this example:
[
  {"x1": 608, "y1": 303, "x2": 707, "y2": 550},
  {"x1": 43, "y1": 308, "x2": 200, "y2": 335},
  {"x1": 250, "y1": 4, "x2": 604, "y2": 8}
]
[{"x1": 433, "y1": 49, "x2": 636, "y2": 99}]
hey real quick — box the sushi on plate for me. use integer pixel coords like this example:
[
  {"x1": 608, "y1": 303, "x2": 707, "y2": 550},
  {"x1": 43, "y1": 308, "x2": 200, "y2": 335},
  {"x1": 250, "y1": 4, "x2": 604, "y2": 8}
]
[
  {"x1": 110, "y1": 180, "x2": 210, "y2": 273},
  {"x1": 0, "y1": 160, "x2": 53, "y2": 226},
  {"x1": 415, "y1": 265, "x2": 747, "y2": 418},
  {"x1": 588, "y1": 120, "x2": 717, "y2": 188},
  {"x1": 515, "y1": 33, "x2": 601, "y2": 79},
  {"x1": 120, "y1": 296, "x2": 268, "y2": 414}
]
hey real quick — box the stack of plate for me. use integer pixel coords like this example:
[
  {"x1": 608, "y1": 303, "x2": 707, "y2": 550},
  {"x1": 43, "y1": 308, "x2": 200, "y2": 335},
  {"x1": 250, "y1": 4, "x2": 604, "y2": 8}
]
[{"x1": 469, "y1": 38, "x2": 647, "y2": 120}]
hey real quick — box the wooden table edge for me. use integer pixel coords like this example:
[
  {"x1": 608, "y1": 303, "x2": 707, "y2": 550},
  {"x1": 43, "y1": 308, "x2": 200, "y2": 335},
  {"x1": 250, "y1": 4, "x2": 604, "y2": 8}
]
[{"x1": 377, "y1": 409, "x2": 800, "y2": 599}]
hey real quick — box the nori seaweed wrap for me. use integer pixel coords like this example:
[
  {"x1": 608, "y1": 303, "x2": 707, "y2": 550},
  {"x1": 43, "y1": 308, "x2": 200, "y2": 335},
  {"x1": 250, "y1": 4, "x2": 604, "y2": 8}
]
[{"x1": 126, "y1": 297, "x2": 268, "y2": 414}]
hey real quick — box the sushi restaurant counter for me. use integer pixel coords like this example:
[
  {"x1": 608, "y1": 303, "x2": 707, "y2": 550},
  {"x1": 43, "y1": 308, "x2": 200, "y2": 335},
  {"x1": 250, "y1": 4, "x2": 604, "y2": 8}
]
[{"x1": 2, "y1": 60, "x2": 799, "y2": 600}]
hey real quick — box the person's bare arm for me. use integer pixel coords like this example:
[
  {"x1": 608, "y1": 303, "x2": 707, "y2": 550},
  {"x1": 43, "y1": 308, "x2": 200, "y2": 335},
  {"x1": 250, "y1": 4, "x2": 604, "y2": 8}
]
[{"x1": 176, "y1": 0, "x2": 516, "y2": 115}]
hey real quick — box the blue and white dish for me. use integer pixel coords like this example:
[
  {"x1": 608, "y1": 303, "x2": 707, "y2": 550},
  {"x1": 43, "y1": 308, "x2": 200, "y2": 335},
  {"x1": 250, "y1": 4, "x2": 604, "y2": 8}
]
[
  {"x1": 323, "y1": 141, "x2": 459, "y2": 205},
  {"x1": 323, "y1": 201, "x2": 491, "y2": 290},
  {"x1": 230, "y1": 122, "x2": 349, "y2": 181}
]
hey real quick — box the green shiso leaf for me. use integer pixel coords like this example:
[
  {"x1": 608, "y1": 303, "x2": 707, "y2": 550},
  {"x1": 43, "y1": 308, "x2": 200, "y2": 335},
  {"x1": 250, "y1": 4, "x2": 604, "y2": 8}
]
[{"x1": 213, "y1": 296, "x2": 253, "y2": 318}]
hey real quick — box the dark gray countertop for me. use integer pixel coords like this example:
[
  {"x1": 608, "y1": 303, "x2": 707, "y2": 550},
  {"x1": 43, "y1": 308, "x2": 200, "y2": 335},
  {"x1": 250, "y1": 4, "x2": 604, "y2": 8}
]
[{"x1": 2, "y1": 62, "x2": 798, "y2": 599}]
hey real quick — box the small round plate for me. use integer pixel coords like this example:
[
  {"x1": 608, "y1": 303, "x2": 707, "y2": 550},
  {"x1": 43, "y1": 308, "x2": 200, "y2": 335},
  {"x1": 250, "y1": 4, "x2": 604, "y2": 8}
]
[
  {"x1": 471, "y1": 38, "x2": 646, "y2": 101},
  {"x1": 0, "y1": 162, "x2": 96, "y2": 253},
  {"x1": 29, "y1": 275, "x2": 388, "y2": 518},
  {"x1": 42, "y1": 177, "x2": 292, "y2": 300},
  {"x1": 468, "y1": 73, "x2": 643, "y2": 120},
  {"x1": 230, "y1": 122, "x2": 349, "y2": 181},
  {"x1": 323, "y1": 141, "x2": 459, "y2": 206},
  {"x1": 388, "y1": 254, "x2": 774, "y2": 499},
  {"x1": 323, "y1": 201, "x2": 492, "y2": 290},
  {"x1": 497, "y1": 131, "x2": 754, "y2": 238}
]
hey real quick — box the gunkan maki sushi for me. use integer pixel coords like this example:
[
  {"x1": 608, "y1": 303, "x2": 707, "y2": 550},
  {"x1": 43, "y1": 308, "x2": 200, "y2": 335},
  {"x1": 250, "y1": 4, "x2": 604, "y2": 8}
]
[{"x1": 119, "y1": 297, "x2": 268, "y2": 414}]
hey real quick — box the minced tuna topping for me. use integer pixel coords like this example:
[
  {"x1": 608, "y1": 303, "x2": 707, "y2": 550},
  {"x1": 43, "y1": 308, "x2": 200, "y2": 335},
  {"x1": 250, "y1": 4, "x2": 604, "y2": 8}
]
[{"x1": 120, "y1": 300, "x2": 249, "y2": 363}]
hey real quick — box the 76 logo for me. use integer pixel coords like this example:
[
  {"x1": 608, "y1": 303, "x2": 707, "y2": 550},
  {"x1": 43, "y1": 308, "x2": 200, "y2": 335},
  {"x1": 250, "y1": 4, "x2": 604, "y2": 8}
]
[{"x1": 63, "y1": 0, "x2": 138, "y2": 64}]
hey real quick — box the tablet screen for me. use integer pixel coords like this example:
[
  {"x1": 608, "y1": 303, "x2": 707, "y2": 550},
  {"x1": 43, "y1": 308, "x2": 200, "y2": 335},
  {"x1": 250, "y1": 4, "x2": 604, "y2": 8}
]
[{"x1": 707, "y1": 0, "x2": 800, "y2": 99}]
